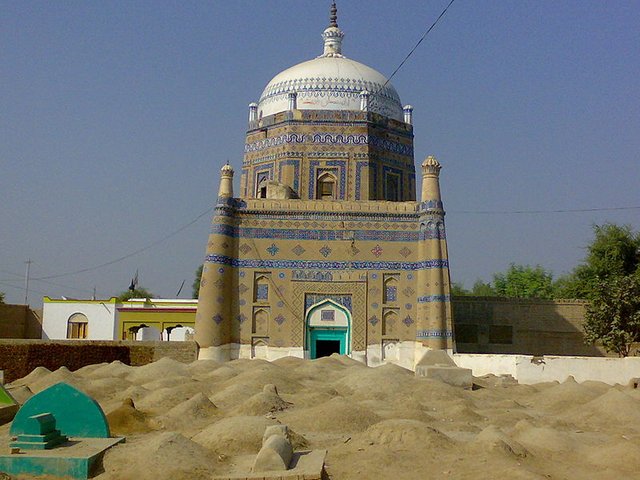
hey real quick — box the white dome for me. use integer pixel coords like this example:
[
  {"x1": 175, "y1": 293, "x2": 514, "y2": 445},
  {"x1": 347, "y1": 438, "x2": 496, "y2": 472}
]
[
  {"x1": 256, "y1": 16, "x2": 404, "y2": 122},
  {"x1": 257, "y1": 57, "x2": 404, "y2": 121}
]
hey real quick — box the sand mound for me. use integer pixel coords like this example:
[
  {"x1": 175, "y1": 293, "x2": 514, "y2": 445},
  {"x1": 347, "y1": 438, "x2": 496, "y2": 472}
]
[
  {"x1": 512, "y1": 419, "x2": 574, "y2": 453},
  {"x1": 84, "y1": 377, "x2": 133, "y2": 400},
  {"x1": 209, "y1": 382, "x2": 264, "y2": 409},
  {"x1": 73, "y1": 362, "x2": 108, "y2": 377},
  {"x1": 87, "y1": 360, "x2": 134, "y2": 379},
  {"x1": 135, "y1": 382, "x2": 206, "y2": 413},
  {"x1": 230, "y1": 384, "x2": 293, "y2": 416},
  {"x1": 216, "y1": 363, "x2": 305, "y2": 394},
  {"x1": 8, "y1": 366, "x2": 51, "y2": 388},
  {"x1": 527, "y1": 376, "x2": 602, "y2": 412},
  {"x1": 470, "y1": 425, "x2": 528, "y2": 458},
  {"x1": 279, "y1": 396, "x2": 381, "y2": 433},
  {"x1": 113, "y1": 385, "x2": 151, "y2": 403},
  {"x1": 333, "y1": 362, "x2": 414, "y2": 399},
  {"x1": 159, "y1": 392, "x2": 218, "y2": 430},
  {"x1": 191, "y1": 416, "x2": 277, "y2": 454},
  {"x1": 106, "y1": 398, "x2": 156, "y2": 435},
  {"x1": 28, "y1": 366, "x2": 90, "y2": 393},
  {"x1": 567, "y1": 389, "x2": 640, "y2": 426},
  {"x1": 584, "y1": 439, "x2": 640, "y2": 472},
  {"x1": 126, "y1": 357, "x2": 189, "y2": 384},
  {"x1": 103, "y1": 431, "x2": 217, "y2": 480},
  {"x1": 359, "y1": 419, "x2": 453, "y2": 447},
  {"x1": 271, "y1": 356, "x2": 307, "y2": 368},
  {"x1": 186, "y1": 359, "x2": 223, "y2": 376}
]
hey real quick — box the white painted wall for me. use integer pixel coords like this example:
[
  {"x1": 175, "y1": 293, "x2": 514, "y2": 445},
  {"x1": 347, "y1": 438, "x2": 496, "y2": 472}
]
[
  {"x1": 454, "y1": 353, "x2": 640, "y2": 386},
  {"x1": 42, "y1": 301, "x2": 118, "y2": 340}
]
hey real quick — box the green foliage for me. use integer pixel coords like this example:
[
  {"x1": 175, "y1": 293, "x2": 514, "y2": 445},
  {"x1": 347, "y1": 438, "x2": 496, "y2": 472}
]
[
  {"x1": 558, "y1": 223, "x2": 640, "y2": 299},
  {"x1": 0, "y1": 291, "x2": 4, "y2": 304},
  {"x1": 471, "y1": 279, "x2": 495, "y2": 296},
  {"x1": 583, "y1": 274, "x2": 640, "y2": 357},
  {"x1": 116, "y1": 287, "x2": 154, "y2": 302},
  {"x1": 493, "y1": 264, "x2": 554, "y2": 299},
  {"x1": 192, "y1": 264, "x2": 204, "y2": 299}
]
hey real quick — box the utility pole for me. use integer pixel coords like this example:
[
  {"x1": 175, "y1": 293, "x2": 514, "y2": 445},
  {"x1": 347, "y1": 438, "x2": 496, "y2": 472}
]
[{"x1": 24, "y1": 258, "x2": 32, "y2": 305}]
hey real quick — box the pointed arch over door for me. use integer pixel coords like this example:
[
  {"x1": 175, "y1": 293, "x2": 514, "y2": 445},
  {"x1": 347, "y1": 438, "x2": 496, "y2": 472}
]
[{"x1": 305, "y1": 299, "x2": 351, "y2": 359}]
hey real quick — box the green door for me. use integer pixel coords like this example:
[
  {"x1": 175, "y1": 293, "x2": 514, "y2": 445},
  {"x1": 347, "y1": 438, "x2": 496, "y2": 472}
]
[{"x1": 309, "y1": 328, "x2": 347, "y2": 359}]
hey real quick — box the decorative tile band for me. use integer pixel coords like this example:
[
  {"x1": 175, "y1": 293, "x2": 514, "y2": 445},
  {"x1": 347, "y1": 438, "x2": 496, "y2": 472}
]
[
  {"x1": 416, "y1": 329, "x2": 454, "y2": 338},
  {"x1": 210, "y1": 223, "x2": 420, "y2": 242},
  {"x1": 244, "y1": 132, "x2": 413, "y2": 156},
  {"x1": 417, "y1": 295, "x2": 451, "y2": 303},
  {"x1": 205, "y1": 254, "x2": 448, "y2": 271}
]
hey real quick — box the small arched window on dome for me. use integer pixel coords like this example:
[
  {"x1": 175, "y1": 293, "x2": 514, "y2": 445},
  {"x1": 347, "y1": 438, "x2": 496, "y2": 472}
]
[
  {"x1": 316, "y1": 172, "x2": 337, "y2": 200},
  {"x1": 256, "y1": 171, "x2": 269, "y2": 198}
]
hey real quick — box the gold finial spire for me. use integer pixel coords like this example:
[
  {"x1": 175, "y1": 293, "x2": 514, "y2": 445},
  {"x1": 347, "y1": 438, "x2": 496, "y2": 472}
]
[{"x1": 329, "y1": 2, "x2": 338, "y2": 28}]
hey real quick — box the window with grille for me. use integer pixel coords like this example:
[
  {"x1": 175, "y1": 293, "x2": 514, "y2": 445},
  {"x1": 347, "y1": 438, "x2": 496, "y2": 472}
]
[{"x1": 67, "y1": 313, "x2": 88, "y2": 339}]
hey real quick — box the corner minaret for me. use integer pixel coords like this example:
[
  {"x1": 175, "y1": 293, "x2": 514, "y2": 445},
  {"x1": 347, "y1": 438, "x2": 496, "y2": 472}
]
[
  {"x1": 195, "y1": 164, "x2": 238, "y2": 360},
  {"x1": 416, "y1": 156, "x2": 454, "y2": 350}
]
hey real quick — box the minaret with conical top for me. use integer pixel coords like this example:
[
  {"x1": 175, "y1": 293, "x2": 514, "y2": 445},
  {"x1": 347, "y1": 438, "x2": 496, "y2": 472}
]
[
  {"x1": 195, "y1": 163, "x2": 237, "y2": 360},
  {"x1": 415, "y1": 156, "x2": 454, "y2": 350}
]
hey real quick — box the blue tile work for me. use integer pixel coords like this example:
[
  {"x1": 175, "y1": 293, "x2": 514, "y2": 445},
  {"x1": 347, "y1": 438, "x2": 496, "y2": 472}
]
[
  {"x1": 371, "y1": 245, "x2": 383, "y2": 257},
  {"x1": 419, "y1": 221, "x2": 446, "y2": 240},
  {"x1": 205, "y1": 254, "x2": 448, "y2": 271},
  {"x1": 308, "y1": 160, "x2": 347, "y2": 199},
  {"x1": 368, "y1": 315, "x2": 379, "y2": 326},
  {"x1": 403, "y1": 315, "x2": 414, "y2": 327},
  {"x1": 319, "y1": 245, "x2": 332, "y2": 257},
  {"x1": 419, "y1": 200, "x2": 444, "y2": 211},
  {"x1": 274, "y1": 314, "x2": 286, "y2": 325},
  {"x1": 277, "y1": 159, "x2": 301, "y2": 192},
  {"x1": 305, "y1": 294, "x2": 352, "y2": 313},
  {"x1": 417, "y1": 295, "x2": 451, "y2": 303},
  {"x1": 244, "y1": 132, "x2": 412, "y2": 157},
  {"x1": 210, "y1": 223, "x2": 420, "y2": 242},
  {"x1": 355, "y1": 160, "x2": 368, "y2": 199},
  {"x1": 212, "y1": 314, "x2": 223, "y2": 325},
  {"x1": 278, "y1": 272, "x2": 286, "y2": 279},
  {"x1": 292, "y1": 270, "x2": 333, "y2": 281},
  {"x1": 256, "y1": 284, "x2": 269, "y2": 300},
  {"x1": 385, "y1": 285, "x2": 397, "y2": 302},
  {"x1": 266, "y1": 243, "x2": 279, "y2": 256},
  {"x1": 292, "y1": 244, "x2": 306, "y2": 256},
  {"x1": 416, "y1": 329, "x2": 454, "y2": 338}
]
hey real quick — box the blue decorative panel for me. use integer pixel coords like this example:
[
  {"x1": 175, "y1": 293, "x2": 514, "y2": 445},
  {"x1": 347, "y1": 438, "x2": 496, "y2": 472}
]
[
  {"x1": 403, "y1": 315, "x2": 414, "y2": 327},
  {"x1": 416, "y1": 329, "x2": 453, "y2": 338},
  {"x1": 256, "y1": 284, "x2": 269, "y2": 301},
  {"x1": 205, "y1": 254, "x2": 448, "y2": 271},
  {"x1": 292, "y1": 244, "x2": 306, "y2": 256},
  {"x1": 292, "y1": 270, "x2": 333, "y2": 281},
  {"x1": 319, "y1": 245, "x2": 332, "y2": 257},
  {"x1": 278, "y1": 272, "x2": 286, "y2": 279},
  {"x1": 266, "y1": 243, "x2": 279, "y2": 256},
  {"x1": 274, "y1": 314, "x2": 286, "y2": 325},
  {"x1": 277, "y1": 159, "x2": 301, "y2": 192},
  {"x1": 385, "y1": 285, "x2": 397, "y2": 302},
  {"x1": 305, "y1": 294, "x2": 352, "y2": 313},
  {"x1": 368, "y1": 315, "x2": 379, "y2": 326},
  {"x1": 417, "y1": 295, "x2": 450, "y2": 303},
  {"x1": 321, "y1": 310, "x2": 335, "y2": 321},
  {"x1": 308, "y1": 160, "x2": 347, "y2": 199}
]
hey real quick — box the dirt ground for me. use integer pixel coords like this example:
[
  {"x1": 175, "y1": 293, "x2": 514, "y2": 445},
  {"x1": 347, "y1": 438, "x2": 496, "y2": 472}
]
[{"x1": 3, "y1": 355, "x2": 640, "y2": 479}]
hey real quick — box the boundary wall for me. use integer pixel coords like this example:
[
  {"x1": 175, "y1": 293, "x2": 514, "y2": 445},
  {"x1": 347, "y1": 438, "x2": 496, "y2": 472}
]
[
  {"x1": 454, "y1": 353, "x2": 640, "y2": 386},
  {"x1": 0, "y1": 340, "x2": 197, "y2": 383},
  {"x1": 0, "y1": 305, "x2": 42, "y2": 339}
]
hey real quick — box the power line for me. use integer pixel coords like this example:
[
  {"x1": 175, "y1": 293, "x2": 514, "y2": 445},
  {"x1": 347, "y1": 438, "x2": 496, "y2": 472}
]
[
  {"x1": 383, "y1": 0, "x2": 456, "y2": 88},
  {"x1": 32, "y1": 206, "x2": 213, "y2": 281},
  {"x1": 449, "y1": 206, "x2": 640, "y2": 215}
]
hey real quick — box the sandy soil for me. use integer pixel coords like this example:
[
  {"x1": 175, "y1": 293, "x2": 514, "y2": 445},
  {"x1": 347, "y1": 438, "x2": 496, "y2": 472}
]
[{"x1": 3, "y1": 355, "x2": 640, "y2": 479}]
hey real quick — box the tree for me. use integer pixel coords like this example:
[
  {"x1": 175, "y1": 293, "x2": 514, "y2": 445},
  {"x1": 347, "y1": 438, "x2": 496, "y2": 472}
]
[
  {"x1": 471, "y1": 279, "x2": 495, "y2": 296},
  {"x1": 493, "y1": 264, "x2": 554, "y2": 299},
  {"x1": 116, "y1": 287, "x2": 154, "y2": 302},
  {"x1": 0, "y1": 291, "x2": 5, "y2": 304},
  {"x1": 583, "y1": 274, "x2": 640, "y2": 357},
  {"x1": 192, "y1": 264, "x2": 204, "y2": 299},
  {"x1": 558, "y1": 223, "x2": 640, "y2": 299}
]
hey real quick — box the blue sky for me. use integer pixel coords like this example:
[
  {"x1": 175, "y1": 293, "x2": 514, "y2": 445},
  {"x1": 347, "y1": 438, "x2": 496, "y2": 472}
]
[{"x1": 1, "y1": 1, "x2": 638, "y2": 305}]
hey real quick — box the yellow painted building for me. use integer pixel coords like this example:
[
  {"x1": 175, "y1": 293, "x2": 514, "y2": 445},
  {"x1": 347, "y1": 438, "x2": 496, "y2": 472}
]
[{"x1": 195, "y1": 4, "x2": 453, "y2": 368}]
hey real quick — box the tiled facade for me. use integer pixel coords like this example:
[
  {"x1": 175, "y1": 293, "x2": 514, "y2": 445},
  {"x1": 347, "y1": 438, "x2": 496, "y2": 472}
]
[{"x1": 195, "y1": 8, "x2": 453, "y2": 368}]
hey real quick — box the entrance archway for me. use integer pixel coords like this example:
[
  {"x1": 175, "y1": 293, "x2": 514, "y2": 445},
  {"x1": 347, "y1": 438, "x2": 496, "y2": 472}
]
[{"x1": 305, "y1": 299, "x2": 351, "y2": 359}]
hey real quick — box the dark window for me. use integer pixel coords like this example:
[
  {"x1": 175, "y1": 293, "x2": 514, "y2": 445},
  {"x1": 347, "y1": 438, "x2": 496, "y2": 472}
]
[
  {"x1": 455, "y1": 324, "x2": 479, "y2": 343},
  {"x1": 489, "y1": 325, "x2": 513, "y2": 344},
  {"x1": 385, "y1": 174, "x2": 400, "y2": 201}
]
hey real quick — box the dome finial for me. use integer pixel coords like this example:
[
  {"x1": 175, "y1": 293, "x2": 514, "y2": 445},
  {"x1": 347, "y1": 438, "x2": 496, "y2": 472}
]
[
  {"x1": 329, "y1": 1, "x2": 338, "y2": 28},
  {"x1": 320, "y1": 1, "x2": 344, "y2": 58}
]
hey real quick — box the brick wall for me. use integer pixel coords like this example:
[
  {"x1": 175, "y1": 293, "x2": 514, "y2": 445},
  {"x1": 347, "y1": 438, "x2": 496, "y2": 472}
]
[
  {"x1": 0, "y1": 340, "x2": 198, "y2": 383},
  {"x1": 451, "y1": 297, "x2": 606, "y2": 356},
  {"x1": 0, "y1": 305, "x2": 42, "y2": 339}
]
